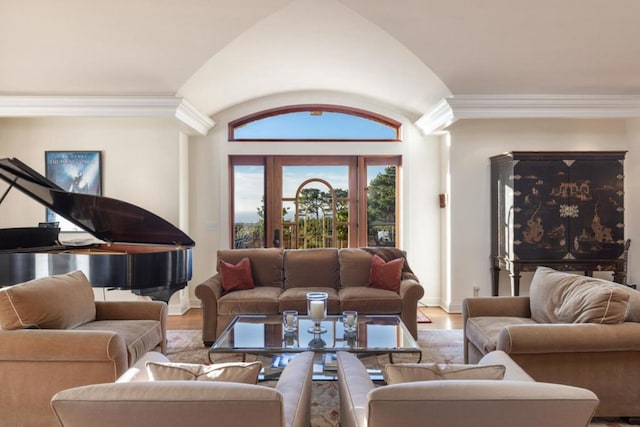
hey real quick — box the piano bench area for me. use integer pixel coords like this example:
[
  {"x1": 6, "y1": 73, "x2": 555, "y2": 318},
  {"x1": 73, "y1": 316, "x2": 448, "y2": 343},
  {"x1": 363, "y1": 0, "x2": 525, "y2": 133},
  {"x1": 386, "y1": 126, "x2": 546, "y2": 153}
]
[{"x1": 0, "y1": 270, "x2": 168, "y2": 427}]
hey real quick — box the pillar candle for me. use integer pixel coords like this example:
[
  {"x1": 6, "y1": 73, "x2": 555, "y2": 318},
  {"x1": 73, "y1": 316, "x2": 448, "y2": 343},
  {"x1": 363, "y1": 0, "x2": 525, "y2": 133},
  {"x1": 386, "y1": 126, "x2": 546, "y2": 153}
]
[{"x1": 310, "y1": 300, "x2": 325, "y2": 320}]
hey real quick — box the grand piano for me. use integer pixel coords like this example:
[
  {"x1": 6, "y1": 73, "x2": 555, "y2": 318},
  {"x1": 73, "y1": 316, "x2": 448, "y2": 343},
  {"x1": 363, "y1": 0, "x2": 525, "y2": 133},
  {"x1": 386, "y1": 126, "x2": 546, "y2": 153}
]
[{"x1": 0, "y1": 157, "x2": 194, "y2": 302}]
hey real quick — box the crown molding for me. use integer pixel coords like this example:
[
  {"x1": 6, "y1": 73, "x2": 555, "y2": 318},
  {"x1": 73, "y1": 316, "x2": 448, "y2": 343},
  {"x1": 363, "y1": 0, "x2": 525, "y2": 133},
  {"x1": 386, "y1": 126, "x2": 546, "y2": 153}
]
[
  {"x1": 0, "y1": 95, "x2": 215, "y2": 136},
  {"x1": 175, "y1": 98, "x2": 216, "y2": 136},
  {"x1": 416, "y1": 94, "x2": 640, "y2": 134},
  {"x1": 414, "y1": 99, "x2": 454, "y2": 135}
]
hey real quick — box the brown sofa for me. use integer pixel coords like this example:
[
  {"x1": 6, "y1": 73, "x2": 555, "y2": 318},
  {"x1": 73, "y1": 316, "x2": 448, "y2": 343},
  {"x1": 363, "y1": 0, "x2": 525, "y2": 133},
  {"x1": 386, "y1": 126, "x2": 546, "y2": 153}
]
[
  {"x1": 0, "y1": 270, "x2": 168, "y2": 427},
  {"x1": 51, "y1": 351, "x2": 315, "y2": 427},
  {"x1": 462, "y1": 266, "x2": 640, "y2": 417},
  {"x1": 196, "y1": 247, "x2": 424, "y2": 344},
  {"x1": 337, "y1": 349, "x2": 599, "y2": 427}
]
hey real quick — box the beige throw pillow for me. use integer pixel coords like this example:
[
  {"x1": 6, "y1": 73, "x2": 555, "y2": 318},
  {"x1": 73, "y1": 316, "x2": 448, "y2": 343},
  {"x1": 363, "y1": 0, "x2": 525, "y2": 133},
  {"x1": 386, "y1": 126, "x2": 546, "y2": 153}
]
[
  {"x1": 530, "y1": 267, "x2": 630, "y2": 324},
  {"x1": 383, "y1": 363, "x2": 506, "y2": 385},
  {"x1": 0, "y1": 270, "x2": 96, "y2": 330},
  {"x1": 146, "y1": 361, "x2": 262, "y2": 384}
]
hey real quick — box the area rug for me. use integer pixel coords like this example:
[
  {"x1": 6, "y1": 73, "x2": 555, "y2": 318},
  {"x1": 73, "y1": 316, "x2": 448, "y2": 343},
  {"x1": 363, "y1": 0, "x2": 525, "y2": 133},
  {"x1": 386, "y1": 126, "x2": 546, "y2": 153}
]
[{"x1": 166, "y1": 329, "x2": 632, "y2": 427}]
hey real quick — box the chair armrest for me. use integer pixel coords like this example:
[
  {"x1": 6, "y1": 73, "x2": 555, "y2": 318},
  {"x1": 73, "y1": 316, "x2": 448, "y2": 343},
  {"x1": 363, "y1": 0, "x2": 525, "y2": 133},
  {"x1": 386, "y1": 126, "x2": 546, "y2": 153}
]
[
  {"x1": 51, "y1": 381, "x2": 284, "y2": 427},
  {"x1": 337, "y1": 351, "x2": 375, "y2": 427},
  {"x1": 498, "y1": 322, "x2": 640, "y2": 354},
  {"x1": 275, "y1": 351, "x2": 314, "y2": 427},
  {"x1": 195, "y1": 274, "x2": 224, "y2": 345},
  {"x1": 0, "y1": 329, "x2": 127, "y2": 369},
  {"x1": 462, "y1": 297, "x2": 531, "y2": 320},
  {"x1": 0, "y1": 330, "x2": 130, "y2": 427},
  {"x1": 95, "y1": 300, "x2": 168, "y2": 353},
  {"x1": 399, "y1": 278, "x2": 424, "y2": 339},
  {"x1": 95, "y1": 300, "x2": 167, "y2": 322},
  {"x1": 366, "y1": 381, "x2": 598, "y2": 427},
  {"x1": 478, "y1": 350, "x2": 534, "y2": 381},
  {"x1": 462, "y1": 297, "x2": 532, "y2": 363}
]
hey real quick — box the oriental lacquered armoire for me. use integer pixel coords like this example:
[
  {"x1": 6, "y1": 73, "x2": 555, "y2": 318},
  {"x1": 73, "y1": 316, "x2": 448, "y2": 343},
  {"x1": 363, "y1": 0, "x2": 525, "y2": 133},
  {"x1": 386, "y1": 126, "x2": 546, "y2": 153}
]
[{"x1": 490, "y1": 151, "x2": 627, "y2": 296}]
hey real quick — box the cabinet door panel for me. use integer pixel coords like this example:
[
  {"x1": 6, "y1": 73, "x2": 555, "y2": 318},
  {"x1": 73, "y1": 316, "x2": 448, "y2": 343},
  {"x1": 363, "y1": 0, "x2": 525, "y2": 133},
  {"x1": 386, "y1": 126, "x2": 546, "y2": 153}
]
[
  {"x1": 568, "y1": 159, "x2": 624, "y2": 259},
  {"x1": 513, "y1": 159, "x2": 568, "y2": 259}
]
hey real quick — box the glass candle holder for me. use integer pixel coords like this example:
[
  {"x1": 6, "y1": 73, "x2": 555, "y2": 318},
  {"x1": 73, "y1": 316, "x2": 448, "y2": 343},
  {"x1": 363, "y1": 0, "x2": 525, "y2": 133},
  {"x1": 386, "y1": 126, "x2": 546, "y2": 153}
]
[
  {"x1": 282, "y1": 310, "x2": 298, "y2": 333},
  {"x1": 306, "y1": 292, "x2": 328, "y2": 334},
  {"x1": 342, "y1": 310, "x2": 358, "y2": 334}
]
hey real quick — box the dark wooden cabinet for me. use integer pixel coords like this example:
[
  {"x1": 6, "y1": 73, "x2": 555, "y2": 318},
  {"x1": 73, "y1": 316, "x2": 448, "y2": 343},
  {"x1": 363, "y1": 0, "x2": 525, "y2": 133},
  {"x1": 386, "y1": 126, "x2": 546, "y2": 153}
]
[{"x1": 490, "y1": 151, "x2": 627, "y2": 296}]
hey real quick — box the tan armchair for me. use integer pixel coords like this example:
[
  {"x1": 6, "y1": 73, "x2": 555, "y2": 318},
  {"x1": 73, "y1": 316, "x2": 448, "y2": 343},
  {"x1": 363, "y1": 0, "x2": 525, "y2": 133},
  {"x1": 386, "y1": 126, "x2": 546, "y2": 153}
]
[
  {"x1": 337, "y1": 350, "x2": 599, "y2": 427},
  {"x1": 0, "y1": 271, "x2": 167, "y2": 427},
  {"x1": 51, "y1": 351, "x2": 315, "y2": 427},
  {"x1": 462, "y1": 267, "x2": 640, "y2": 417}
]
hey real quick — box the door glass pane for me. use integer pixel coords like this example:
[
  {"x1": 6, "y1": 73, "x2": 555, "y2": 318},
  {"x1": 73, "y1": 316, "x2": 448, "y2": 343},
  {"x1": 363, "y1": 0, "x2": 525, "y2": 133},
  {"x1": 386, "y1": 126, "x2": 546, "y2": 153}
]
[
  {"x1": 233, "y1": 165, "x2": 264, "y2": 248},
  {"x1": 282, "y1": 165, "x2": 349, "y2": 249},
  {"x1": 297, "y1": 181, "x2": 334, "y2": 249},
  {"x1": 367, "y1": 165, "x2": 397, "y2": 247}
]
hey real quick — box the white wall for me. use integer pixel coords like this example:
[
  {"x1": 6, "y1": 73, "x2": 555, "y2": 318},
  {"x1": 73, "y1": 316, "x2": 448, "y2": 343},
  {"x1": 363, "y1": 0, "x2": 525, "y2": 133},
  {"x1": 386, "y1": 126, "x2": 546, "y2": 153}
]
[
  {"x1": 187, "y1": 91, "x2": 442, "y2": 308},
  {"x1": 0, "y1": 117, "x2": 182, "y2": 224},
  {"x1": 0, "y1": 117, "x2": 188, "y2": 308},
  {"x1": 445, "y1": 118, "x2": 638, "y2": 311}
]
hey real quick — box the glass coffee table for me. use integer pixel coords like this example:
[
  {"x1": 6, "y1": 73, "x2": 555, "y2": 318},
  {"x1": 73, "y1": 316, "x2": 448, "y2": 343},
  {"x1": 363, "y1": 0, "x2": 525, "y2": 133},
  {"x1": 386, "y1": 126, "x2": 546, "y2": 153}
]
[{"x1": 208, "y1": 314, "x2": 422, "y2": 380}]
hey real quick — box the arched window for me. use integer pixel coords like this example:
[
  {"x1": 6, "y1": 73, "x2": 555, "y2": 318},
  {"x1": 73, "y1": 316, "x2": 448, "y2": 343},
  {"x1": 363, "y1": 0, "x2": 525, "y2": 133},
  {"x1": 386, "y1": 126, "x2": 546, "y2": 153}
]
[
  {"x1": 229, "y1": 104, "x2": 401, "y2": 141},
  {"x1": 229, "y1": 104, "x2": 402, "y2": 249}
]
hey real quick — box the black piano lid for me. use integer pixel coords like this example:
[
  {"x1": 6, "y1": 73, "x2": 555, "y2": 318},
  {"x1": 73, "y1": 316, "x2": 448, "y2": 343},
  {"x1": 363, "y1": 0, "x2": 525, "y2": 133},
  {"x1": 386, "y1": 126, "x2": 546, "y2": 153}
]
[{"x1": 0, "y1": 158, "x2": 195, "y2": 247}]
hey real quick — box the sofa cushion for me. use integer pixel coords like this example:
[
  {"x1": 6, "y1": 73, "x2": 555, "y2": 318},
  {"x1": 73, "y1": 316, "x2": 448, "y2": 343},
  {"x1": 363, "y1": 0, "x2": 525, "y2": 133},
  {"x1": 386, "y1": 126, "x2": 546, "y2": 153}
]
[
  {"x1": 220, "y1": 257, "x2": 255, "y2": 294},
  {"x1": 466, "y1": 316, "x2": 538, "y2": 354},
  {"x1": 339, "y1": 248, "x2": 373, "y2": 287},
  {"x1": 530, "y1": 267, "x2": 630, "y2": 324},
  {"x1": 279, "y1": 287, "x2": 340, "y2": 314},
  {"x1": 367, "y1": 255, "x2": 403, "y2": 293},
  {"x1": 217, "y1": 286, "x2": 281, "y2": 315},
  {"x1": 217, "y1": 248, "x2": 283, "y2": 288},
  {"x1": 0, "y1": 270, "x2": 96, "y2": 330},
  {"x1": 383, "y1": 363, "x2": 506, "y2": 385},
  {"x1": 339, "y1": 287, "x2": 402, "y2": 313},
  {"x1": 146, "y1": 361, "x2": 262, "y2": 384},
  {"x1": 74, "y1": 319, "x2": 163, "y2": 365},
  {"x1": 284, "y1": 248, "x2": 340, "y2": 289}
]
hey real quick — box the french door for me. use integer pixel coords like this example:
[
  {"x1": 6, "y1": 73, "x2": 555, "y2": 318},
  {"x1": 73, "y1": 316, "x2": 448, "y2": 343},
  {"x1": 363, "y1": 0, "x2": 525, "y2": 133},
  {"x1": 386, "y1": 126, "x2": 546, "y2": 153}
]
[{"x1": 230, "y1": 155, "x2": 400, "y2": 249}]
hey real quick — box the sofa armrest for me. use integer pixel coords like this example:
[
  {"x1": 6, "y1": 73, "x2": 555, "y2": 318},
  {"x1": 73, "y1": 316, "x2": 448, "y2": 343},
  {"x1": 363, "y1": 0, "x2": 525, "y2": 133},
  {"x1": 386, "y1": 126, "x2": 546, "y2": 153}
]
[
  {"x1": 275, "y1": 351, "x2": 314, "y2": 427},
  {"x1": 337, "y1": 351, "x2": 375, "y2": 427},
  {"x1": 195, "y1": 274, "x2": 224, "y2": 345},
  {"x1": 498, "y1": 322, "x2": 640, "y2": 355},
  {"x1": 399, "y1": 278, "x2": 424, "y2": 340}
]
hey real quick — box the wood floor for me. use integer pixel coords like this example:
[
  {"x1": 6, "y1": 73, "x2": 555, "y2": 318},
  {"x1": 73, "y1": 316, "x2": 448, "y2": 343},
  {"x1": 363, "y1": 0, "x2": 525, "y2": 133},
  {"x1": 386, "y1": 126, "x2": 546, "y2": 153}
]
[{"x1": 167, "y1": 306, "x2": 463, "y2": 330}]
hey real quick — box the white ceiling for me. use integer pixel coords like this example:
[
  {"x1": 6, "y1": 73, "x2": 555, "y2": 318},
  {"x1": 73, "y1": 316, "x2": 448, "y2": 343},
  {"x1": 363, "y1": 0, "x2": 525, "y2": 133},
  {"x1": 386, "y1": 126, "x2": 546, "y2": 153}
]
[{"x1": 2, "y1": 0, "x2": 640, "y2": 120}]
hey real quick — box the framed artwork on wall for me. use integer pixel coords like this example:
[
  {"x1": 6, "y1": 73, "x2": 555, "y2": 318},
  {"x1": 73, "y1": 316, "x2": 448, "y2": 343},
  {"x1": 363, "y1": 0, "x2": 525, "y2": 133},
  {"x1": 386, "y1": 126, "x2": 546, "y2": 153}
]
[{"x1": 45, "y1": 151, "x2": 102, "y2": 232}]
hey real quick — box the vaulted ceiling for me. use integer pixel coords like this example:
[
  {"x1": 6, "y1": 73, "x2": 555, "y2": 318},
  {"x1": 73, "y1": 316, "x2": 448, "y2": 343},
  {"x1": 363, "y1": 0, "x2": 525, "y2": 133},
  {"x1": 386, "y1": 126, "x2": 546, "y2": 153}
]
[{"x1": 2, "y1": 0, "x2": 640, "y2": 122}]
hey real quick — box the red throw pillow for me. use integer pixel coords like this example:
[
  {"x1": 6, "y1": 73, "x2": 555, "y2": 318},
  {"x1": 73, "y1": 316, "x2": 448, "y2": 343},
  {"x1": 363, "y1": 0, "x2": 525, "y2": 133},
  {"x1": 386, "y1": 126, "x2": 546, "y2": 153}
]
[
  {"x1": 367, "y1": 254, "x2": 404, "y2": 293},
  {"x1": 220, "y1": 257, "x2": 255, "y2": 293}
]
